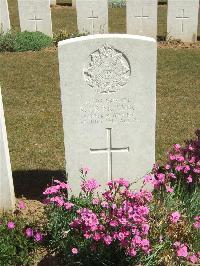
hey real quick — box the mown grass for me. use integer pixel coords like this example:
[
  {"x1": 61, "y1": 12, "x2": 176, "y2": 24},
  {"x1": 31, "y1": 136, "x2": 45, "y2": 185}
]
[{"x1": 0, "y1": 0, "x2": 199, "y2": 198}]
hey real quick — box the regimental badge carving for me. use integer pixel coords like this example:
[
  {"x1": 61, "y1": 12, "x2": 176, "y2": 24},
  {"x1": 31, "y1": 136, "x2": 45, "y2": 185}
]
[{"x1": 83, "y1": 44, "x2": 131, "y2": 94}]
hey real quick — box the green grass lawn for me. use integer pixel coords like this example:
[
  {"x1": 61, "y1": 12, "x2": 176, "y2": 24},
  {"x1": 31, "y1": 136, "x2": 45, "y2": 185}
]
[{"x1": 0, "y1": 1, "x2": 199, "y2": 198}]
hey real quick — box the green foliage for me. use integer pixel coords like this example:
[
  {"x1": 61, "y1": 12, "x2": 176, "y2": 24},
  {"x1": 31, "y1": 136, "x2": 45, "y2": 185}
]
[
  {"x1": 0, "y1": 30, "x2": 16, "y2": 52},
  {"x1": 14, "y1": 31, "x2": 53, "y2": 52},
  {"x1": 53, "y1": 30, "x2": 87, "y2": 47},
  {"x1": 0, "y1": 215, "x2": 38, "y2": 265},
  {"x1": 0, "y1": 31, "x2": 53, "y2": 52}
]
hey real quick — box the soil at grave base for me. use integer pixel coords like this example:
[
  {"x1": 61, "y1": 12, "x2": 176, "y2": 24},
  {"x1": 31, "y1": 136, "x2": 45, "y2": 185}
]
[{"x1": 158, "y1": 40, "x2": 200, "y2": 49}]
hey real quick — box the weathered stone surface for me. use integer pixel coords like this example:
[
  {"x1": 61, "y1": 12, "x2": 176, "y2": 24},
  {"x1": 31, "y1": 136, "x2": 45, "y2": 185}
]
[
  {"x1": 18, "y1": 0, "x2": 52, "y2": 37},
  {"x1": 0, "y1": 0, "x2": 11, "y2": 32},
  {"x1": 127, "y1": 0, "x2": 157, "y2": 39},
  {"x1": 0, "y1": 87, "x2": 15, "y2": 211},
  {"x1": 76, "y1": 0, "x2": 108, "y2": 34},
  {"x1": 58, "y1": 34, "x2": 157, "y2": 194},
  {"x1": 167, "y1": 0, "x2": 199, "y2": 42}
]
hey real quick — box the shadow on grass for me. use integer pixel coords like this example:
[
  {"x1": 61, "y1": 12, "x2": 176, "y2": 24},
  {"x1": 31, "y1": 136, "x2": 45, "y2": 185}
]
[
  {"x1": 13, "y1": 170, "x2": 66, "y2": 201},
  {"x1": 157, "y1": 35, "x2": 166, "y2": 42},
  {"x1": 56, "y1": 3, "x2": 72, "y2": 7}
]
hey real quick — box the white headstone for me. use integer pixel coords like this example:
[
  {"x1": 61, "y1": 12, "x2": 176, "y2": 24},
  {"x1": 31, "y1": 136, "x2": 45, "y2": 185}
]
[
  {"x1": 72, "y1": 0, "x2": 76, "y2": 8},
  {"x1": 0, "y1": 87, "x2": 15, "y2": 211},
  {"x1": 0, "y1": 0, "x2": 11, "y2": 32},
  {"x1": 76, "y1": 0, "x2": 108, "y2": 34},
  {"x1": 167, "y1": 0, "x2": 199, "y2": 42},
  {"x1": 50, "y1": 0, "x2": 56, "y2": 5},
  {"x1": 126, "y1": 0, "x2": 157, "y2": 39},
  {"x1": 18, "y1": 0, "x2": 52, "y2": 37},
  {"x1": 58, "y1": 34, "x2": 157, "y2": 194}
]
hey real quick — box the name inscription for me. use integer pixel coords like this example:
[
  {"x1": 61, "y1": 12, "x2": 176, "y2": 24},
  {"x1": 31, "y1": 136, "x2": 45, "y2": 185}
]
[{"x1": 80, "y1": 97, "x2": 135, "y2": 124}]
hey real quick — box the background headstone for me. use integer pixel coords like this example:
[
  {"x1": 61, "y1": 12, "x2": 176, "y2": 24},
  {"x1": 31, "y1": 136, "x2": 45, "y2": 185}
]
[
  {"x1": 18, "y1": 0, "x2": 52, "y2": 37},
  {"x1": 0, "y1": 0, "x2": 11, "y2": 32},
  {"x1": 50, "y1": 0, "x2": 56, "y2": 5},
  {"x1": 72, "y1": 0, "x2": 76, "y2": 8},
  {"x1": 0, "y1": 87, "x2": 15, "y2": 211},
  {"x1": 58, "y1": 34, "x2": 157, "y2": 194},
  {"x1": 127, "y1": 0, "x2": 157, "y2": 39},
  {"x1": 167, "y1": 0, "x2": 199, "y2": 42},
  {"x1": 76, "y1": 0, "x2": 108, "y2": 34}
]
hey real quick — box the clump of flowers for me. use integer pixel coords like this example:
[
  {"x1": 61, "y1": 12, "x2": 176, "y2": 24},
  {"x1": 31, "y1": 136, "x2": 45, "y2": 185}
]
[
  {"x1": 44, "y1": 176, "x2": 152, "y2": 265},
  {"x1": 0, "y1": 201, "x2": 43, "y2": 266},
  {"x1": 44, "y1": 131, "x2": 199, "y2": 265},
  {"x1": 143, "y1": 130, "x2": 200, "y2": 265},
  {"x1": 145, "y1": 129, "x2": 200, "y2": 198}
]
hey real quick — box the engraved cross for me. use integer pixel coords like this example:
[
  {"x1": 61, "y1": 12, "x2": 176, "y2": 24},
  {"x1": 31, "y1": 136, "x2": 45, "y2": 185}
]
[
  {"x1": 176, "y1": 9, "x2": 189, "y2": 33},
  {"x1": 90, "y1": 128, "x2": 129, "y2": 180},
  {"x1": 135, "y1": 8, "x2": 149, "y2": 26},
  {"x1": 28, "y1": 10, "x2": 42, "y2": 31},
  {"x1": 87, "y1": 10, "x2": 98, "y2": 34}
]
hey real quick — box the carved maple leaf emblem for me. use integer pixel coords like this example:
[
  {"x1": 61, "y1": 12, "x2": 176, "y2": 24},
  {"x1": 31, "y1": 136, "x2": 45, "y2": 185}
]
[{"x1": 84, "y1": 44, "x2": 131, "y2": 94}]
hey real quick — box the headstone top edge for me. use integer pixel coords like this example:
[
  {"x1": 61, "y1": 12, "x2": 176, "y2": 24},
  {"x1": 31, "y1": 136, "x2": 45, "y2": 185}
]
[{"x1": 58, "y1": 34, "x2": 157, "y2": 48}]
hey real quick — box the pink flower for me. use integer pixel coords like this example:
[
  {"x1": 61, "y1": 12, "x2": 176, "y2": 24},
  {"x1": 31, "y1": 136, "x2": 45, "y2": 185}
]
[
  {"x1": 81, "y1": 178, "x2": 100, "y2": 193},
  {"x1": 117, "y1": 178, "x2": 130, "y2": 188},
  {"x1": 34, "y1": 232, "x2": 43, "y2": 242},
  {"x1": 71, "y1": 247, "x2": 78, "y2": 254},
  {"x1": 175, "y1": 165, "x2": 183, "y2": 172},
  {"x1": 128, "y1": 248, "x2": 136, "y2": 257},
  {"x1": 93, "y1": 232, "x2": 101, "y2": 241},
  {"x1": 82, "y1": 166, "x2": 91, "y2": 175},
  {"x1": 170, "y1": 211, "x2": 181, "y2": 223},
  {"x1": 177, "y1": 245, "x2": 188, "y2": 257},
  {"x1": 25, "y1": 228, "x2": 33, "y2": 238},
  {"x1": 193, "y1": 216, "x2": 200, "y2": 229},
  {"x1": 140, "y1": 239, "x2": 150, "y2": 252},
  {"x1": 187, "y1": 175, "x2": 193, "y2": 183},
  {"x1": 157, "y1": 173, "x2": 165, "y2": 183},
  {"x1": 18, "y1": 201, "x2": 26, "y2": 209},
  {"x1": 174, "y1": 144, "x2": 181, "y2": 150},
  {"x1": 7, "y1": 221, "x2": 15, "y2": 230},
  {"x1": 54, "y1": 180, "x2": 71, "y2": 190},
  {"x1": 188, "y1": 254, "x2": 198, "y2": 263},
  {"x1": 118, "y1": 232, "x2": 125, "y2": 241},
  {"x1": 165, "y1": 164, "x2": 171, "y2": 170},
  {"x1": 50, "y1": 196, "x2": 64, "y2": 206},
  {"x1": 92, "y1": 198, "x2": 100, "y2": 205},
  {"x1": 109, "y1": 220, "x2": 118, "y2": 227},
  {"x1": 101, "y1": 201, "x2": 109, "y2": 208},
  {"x1": 166, "y1": 185, "x2": 174, "y2": 193},
  {"x1": 103, "y1": 235, "x2": 112, "y2": 245},
  {"x1": 43, "y1": 185, "x2": 60, "y2": 195},
  {"x1": 64, "y1": 202, "x2": 74, "y2": 210}
]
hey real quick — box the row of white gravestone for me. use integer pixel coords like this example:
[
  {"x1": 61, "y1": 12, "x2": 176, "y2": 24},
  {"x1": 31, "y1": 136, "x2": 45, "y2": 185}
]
[
  {"x1": 1, "y1": 34, "x2": 156, "y2": 210},
  {"x1": 77, "y1": 0, "x2": 199, "y2": 42},
  {"x1": 0, "y1": 0, "x2": 10, "y2": 32},
  {"x1": 0, "y1": 0, "x2": 199, "y2": 42}
]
